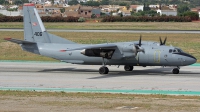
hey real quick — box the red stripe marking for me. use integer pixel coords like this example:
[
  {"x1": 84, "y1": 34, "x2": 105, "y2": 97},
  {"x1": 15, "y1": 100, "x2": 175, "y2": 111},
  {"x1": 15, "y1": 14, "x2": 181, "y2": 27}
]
[
  {"x1": 4, "y1": 38, "x2": 11, "y2": 40},
  {"x1": 60, "y1": 50, "x2": 67, "y2": 52},
  {"x1": 24, "y1": 3, "x2": 35, "y2": 6}
]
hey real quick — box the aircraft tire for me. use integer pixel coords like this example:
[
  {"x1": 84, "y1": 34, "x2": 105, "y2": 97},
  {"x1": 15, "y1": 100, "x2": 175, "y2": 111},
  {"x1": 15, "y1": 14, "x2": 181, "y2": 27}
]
[
  {"x1": 124, "y1": 65, "x2": 133, "y2": 71},
  {"x1": 172, "y1": 68, "x2": 179, "y2": 74},
  {"x1": 99, "y1": 66, "x2": 109, "y2": 74}
]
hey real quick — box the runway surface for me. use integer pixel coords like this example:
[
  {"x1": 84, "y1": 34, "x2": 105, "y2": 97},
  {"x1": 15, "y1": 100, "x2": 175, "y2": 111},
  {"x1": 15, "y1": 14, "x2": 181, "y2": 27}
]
[
  {"x1": 0, "y1": 61, "x2": 200, "y2": 95},
  {"x1": 1, "y1": 28, "x2": 200, "y2": 33}
]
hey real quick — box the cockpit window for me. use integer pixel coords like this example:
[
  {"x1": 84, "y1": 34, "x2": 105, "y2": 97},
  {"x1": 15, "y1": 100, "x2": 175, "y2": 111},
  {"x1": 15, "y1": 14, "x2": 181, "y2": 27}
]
[
  {"x1": 173, "y1": 49, "x2": 177, "y2": 52},
  {"x1": 172, "y1": 48, "x2": 182, "y2": 53},
  {"x1": 177, "y1": 49, "x2": 181, "y2": 53}
]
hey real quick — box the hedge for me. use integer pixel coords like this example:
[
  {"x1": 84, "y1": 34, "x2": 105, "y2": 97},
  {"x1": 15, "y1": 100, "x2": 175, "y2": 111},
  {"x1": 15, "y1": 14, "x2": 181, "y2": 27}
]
[
  {"x1": 0, "y1": 15, "x2": 192, "y2": 22},
  {"x1": 0, "y1": 16, "x2": 79, "y2": 22},
  {"x1": 101, "y1": 16, "x2": 192, "y2": 22}
]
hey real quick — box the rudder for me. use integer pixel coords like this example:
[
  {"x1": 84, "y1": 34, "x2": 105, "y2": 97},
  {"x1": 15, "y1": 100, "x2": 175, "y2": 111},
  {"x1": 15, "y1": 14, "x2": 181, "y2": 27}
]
[
  {"x1": 23, "y1": 3, "x2": 76, "y2": 44},
  {"x1": 23, "y1": 3, "x2": 51, "y2": 43}
]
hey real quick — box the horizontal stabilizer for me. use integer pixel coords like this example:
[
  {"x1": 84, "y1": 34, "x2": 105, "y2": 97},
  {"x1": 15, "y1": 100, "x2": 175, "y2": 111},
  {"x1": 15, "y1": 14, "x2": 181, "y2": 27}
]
[{"x1": 4, "y1": 38, "x2": 36, "y2": 44}]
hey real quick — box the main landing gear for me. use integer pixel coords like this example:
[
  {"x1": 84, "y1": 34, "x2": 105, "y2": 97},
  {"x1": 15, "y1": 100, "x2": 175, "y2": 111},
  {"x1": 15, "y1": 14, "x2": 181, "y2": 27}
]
[
  {"x1": 99, "y1": 59, "x2": 134, "y2": 74},
  {"x1": 99, "y1": 58, "x2": 109, "y2": 74},
  {"x1": 172, "y1": 67, "x2": 180, "y2": 74},
  {"x1": 99, "y1": 66, "x2": 109, "y2": 74},
  {"x1": 124, "y1": 65, "x2": 134, "y2": 71}
]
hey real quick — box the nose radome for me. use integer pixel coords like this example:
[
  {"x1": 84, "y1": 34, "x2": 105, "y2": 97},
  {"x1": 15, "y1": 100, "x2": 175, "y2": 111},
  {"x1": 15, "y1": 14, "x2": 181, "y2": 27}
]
[
  {"x1": 190, "y1": 57, "x2": 197, "y2": 64},
  {"x1": 185, "y1": 55, "x2": 197, "y2": 65}
]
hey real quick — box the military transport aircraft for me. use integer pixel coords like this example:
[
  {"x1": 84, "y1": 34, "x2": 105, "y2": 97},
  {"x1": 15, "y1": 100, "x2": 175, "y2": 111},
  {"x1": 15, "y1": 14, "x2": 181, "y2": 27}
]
[{"x1": 5, "y1": 3, "x2": 197, "y2": 74}]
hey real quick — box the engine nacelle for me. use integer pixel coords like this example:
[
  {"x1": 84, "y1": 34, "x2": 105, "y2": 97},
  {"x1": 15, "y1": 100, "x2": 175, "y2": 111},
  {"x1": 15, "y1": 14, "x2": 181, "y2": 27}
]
[{"x1": 122, "y1": 44, "x2": 137, "y2": 58}]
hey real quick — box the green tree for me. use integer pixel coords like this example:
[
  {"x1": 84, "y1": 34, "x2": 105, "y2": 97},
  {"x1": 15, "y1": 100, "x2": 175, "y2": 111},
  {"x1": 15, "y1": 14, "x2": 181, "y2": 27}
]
[
  {"x1": 68, "y1": 0, "x2": 79, "y2": 5},
  {"x1": 177, "y1": 4, "x2": 190, "y2": 15},
  {"x1": 126, "y1": 4, "x2": 130, "y2": 10},
  {"x1": 21, "y1": 0, "x2": 29, "y2": 3},
  {"x1": 4, "y1": 0, "x2": 9, "y2": 5},
  {"x1": 91, "y1": 14, "x2": 97, "y2": 18},
  {"x1": 101, "y1": 0, "x2": 109, "y2": 5},
  {"x1": 0, "y1": 0, "x2": 5, "y2": 4},
  {"x1": 52, "y1": 0, "x2": 54, "y2": 6},
  {"x1": 183, "y1": 11, "x2": 199, "y2": 20},
  {"x1": 60, "y1": 8, "x2": 65, "y2": 13},
  {"x1": 119, "y1": 2, "x2": 127, "y2": 6},
  {"x1": 0, "y1": 13, "x2": 4, "y2": 16},
  {"x1": 14, "y1": 0, "x2": 22, "y2": 5},
  {"x1": 78, "y1": 17, "x2": 85, "y2": 22},
  {"x1": 83, "y1": 1, "x2": 100, "y2": 6}
]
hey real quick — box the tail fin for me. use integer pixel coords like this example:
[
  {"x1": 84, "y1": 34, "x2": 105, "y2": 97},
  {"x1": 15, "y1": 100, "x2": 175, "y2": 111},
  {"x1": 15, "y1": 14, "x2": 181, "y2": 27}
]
[{"x1": 23, "y1": 3, "x2": 76, "y2": 44}]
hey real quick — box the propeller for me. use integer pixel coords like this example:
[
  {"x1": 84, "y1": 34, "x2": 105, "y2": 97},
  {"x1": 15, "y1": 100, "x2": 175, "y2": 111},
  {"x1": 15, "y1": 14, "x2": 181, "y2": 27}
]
[
  {"x1": 135, "y1": 35, "x2": 144, "y2": 53},
  {"x1": 160, "y1": 36, "x2": 167, "y2": 45}
]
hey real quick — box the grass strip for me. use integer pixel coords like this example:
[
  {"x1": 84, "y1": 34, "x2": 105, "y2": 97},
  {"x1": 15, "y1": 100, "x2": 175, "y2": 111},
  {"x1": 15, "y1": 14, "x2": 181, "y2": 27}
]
[
  {"x1": 1, "y1": 22, "x2": 200, "y2": 30},
  {"x1": 1, "y1": 31, "x2": 200, "y2": 62}
]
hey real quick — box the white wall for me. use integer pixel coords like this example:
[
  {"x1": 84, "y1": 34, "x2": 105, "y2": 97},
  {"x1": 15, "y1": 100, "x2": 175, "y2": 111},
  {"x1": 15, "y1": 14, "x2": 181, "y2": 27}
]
[
  {"x1": 157, "y1": 9, "x2": 177, "y2": 16},
  {"x1": 136, "y1": 6, "x2": 144, "y2": 12},
  {"x1": 199, "y1": 12, "x2": 200, "y2": 18},
  {"x1": 0, "y1": 10, "x2": 21, "y2": 16}
]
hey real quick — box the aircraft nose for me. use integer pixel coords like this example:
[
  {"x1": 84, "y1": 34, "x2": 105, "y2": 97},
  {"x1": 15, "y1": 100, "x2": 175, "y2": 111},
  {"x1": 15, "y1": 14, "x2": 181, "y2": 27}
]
[{"x1": 184, "y1": 54, "x2": 197, "y2": 65}]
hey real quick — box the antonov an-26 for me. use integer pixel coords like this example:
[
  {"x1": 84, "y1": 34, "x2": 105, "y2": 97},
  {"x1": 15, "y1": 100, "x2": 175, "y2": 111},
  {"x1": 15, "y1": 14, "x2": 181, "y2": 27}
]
[{"x1": 5, "y1": 3, "x2": 197, "y2": 74}]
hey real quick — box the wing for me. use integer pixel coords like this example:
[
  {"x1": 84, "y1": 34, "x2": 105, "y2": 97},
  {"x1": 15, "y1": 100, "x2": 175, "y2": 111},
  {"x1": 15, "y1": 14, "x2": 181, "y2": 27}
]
[
  {"x1": 66, "y1": 44, "x2": 117, "y2": 51},
  {"x1": 66, "y1": 44, "x2": 118, "y2": 59},
  {"x1": 4, "y1": 38, "x2": 36, "y2": 44}
]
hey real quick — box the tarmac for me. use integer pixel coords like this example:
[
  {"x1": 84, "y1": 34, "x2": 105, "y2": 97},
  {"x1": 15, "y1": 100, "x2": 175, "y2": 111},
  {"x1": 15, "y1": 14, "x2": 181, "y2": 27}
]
[{"x1": 0, "y1": 61, "x2": 200, "y2": 95}]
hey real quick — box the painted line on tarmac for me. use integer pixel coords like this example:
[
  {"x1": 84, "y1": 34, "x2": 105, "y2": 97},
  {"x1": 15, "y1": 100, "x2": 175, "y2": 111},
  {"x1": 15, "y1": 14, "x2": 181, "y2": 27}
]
[
  {"x1": 0, "y1": 87, "x2": 200, "y2": 96},
  {"x1": 0, "y1": 60, "x2": 64, "y2": 64},
  {"x1": 191, "y1": 63, "x2": 200, "y2": 66},
  {"x1": 0, "y1": 60, "x2": 199, "y2": 66}
]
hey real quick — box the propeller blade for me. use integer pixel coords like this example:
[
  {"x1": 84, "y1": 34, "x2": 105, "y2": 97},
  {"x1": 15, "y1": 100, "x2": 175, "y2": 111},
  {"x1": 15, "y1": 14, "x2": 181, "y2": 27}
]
[
  {"x1": 159, "y1": 36, "x2": 167, "y2": 45},
  {"x1": 139, "y1": 35, "x2": 142, "y2": 46},
  {"x1": 159, "y1": 36, "x2": 163, "y2": 45},
  {"x1": 163, "y1": 37, "x2": 167, "y2": 45},
  {"x1": 134, "y1": 35, "x2": 144, "y2": 55}
]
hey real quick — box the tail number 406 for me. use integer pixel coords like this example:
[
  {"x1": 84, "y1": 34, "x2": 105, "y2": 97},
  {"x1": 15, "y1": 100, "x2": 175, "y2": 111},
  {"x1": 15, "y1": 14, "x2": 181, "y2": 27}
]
[{"x1": 34, "y1": 32, "x2": 42, "y2": 36}]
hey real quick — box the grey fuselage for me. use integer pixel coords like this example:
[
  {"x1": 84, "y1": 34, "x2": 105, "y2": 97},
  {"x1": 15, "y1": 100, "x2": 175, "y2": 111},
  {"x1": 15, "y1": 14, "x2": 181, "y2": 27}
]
[
  {"x1": 14, "y1": 3, "x2": 196, "y2": 68},
  {"x1": 22, "y1": 41, "x2": 196, "y2": 66}
]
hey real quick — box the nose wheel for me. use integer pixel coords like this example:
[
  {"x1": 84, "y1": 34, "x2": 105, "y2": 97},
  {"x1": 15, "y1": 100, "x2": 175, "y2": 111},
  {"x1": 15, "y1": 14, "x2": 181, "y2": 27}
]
[{"x1": 172, "y1": 68, "x2": 179, "y2": 74}]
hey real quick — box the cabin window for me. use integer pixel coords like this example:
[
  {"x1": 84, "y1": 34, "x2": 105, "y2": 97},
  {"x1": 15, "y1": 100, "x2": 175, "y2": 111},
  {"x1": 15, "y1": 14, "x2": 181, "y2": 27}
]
[{"x1": 169, "y1": 49, "x2": 172, "y2": 53}]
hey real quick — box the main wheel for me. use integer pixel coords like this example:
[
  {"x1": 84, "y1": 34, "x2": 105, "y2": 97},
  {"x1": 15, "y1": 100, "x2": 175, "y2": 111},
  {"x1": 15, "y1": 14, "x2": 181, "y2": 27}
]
[
  {"x1": 172, "y1": 68, "x2": 179, "y2": 74},
  {"x1": 99, "y1": 66, "x2": 109, "y2": 74},
  {"x1": 124, "y1": 65, "x2": 133, "y2": 71}
]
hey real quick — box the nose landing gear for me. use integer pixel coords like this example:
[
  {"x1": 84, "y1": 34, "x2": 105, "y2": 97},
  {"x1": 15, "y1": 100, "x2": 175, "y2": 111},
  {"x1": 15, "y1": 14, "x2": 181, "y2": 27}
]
[{"x1": 172, "y1": 67, "x2": 180, "y2": 74}]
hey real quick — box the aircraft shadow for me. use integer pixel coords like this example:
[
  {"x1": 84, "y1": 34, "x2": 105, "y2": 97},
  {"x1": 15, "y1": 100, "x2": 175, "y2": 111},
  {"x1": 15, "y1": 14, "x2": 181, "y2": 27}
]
[
  {"x1": 40, "y1": 68, "x2": 98, "y2": 72},
  {"x1": 39, "y1": 67, "x2": 199, "y2": 79}
]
